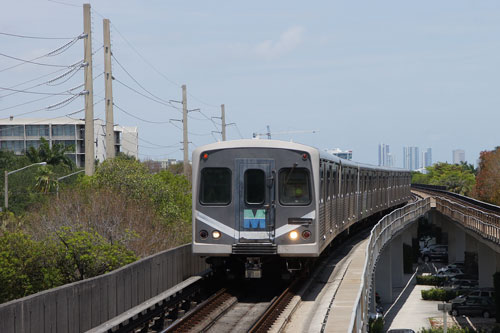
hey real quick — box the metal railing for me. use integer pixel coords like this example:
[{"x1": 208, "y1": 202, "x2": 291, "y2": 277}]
[
  {"x1": 436, "y1": 197, "x2": 500, "y2": 244},
  {"x1": 349, "y1": 198, "x2": 431, "y2": 333}
]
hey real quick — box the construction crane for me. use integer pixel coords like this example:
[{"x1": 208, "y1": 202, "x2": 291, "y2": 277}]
[{"x1": 252, "y1": 126, "x2": 319, "y2": 139}]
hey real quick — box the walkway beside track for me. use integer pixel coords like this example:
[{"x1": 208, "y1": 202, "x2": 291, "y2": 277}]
[{"x1": 323, "y1": 238, "x2": 368, "y2": 332}]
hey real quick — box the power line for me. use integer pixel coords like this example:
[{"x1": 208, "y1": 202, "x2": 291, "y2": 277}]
[
  {"x1": 113, "y1": 77, "x2": 180, "y2": 111},
  {"x1": 0, "y1": 36, "x2": 83, "y2": 73},
  {"x1": 110, "y1": 21, "x2": 180, "y2": 87},
  {"x1": 0, "y1": 86, "x2": 83, "y2": 96},
  {"x1": 0, "y1": 52, "x2": 80, "y2": 68},
  {"x1": 138, "y1": 136, "x2": 182, "y2": 148},
  {"x1": 114, "y1": 103, "x2": 172, "y2": 124},
  {"x1": 112, "y1": 54, "x2": 181, "y2": 110},
  {"x1": 47, "y1": 0, "x2": 80, "y2": 8},
  {"x1": 0, "y1": 66, "x2": 83, "y2": 99},
  {"x1": 0, "y1": 66, "x2": 82, "y2": 98},
  {"x1": 0, "y1": 31, "x2": 76, "y2": 40},
  {"x1": 137, "y1": 147, "x2": 182, "y2": 158},
  {"x1": 0, "y1": 94, "x2": 83, "y2": 119}
]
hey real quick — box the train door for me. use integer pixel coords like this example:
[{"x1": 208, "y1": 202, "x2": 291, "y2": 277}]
[{"x1": 236, "y1": 159, "x2": 275, "y2": 243}]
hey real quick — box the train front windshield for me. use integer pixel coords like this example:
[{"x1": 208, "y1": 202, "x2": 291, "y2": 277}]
[{"x1": 279, "y1": 168, "x2": 311, "y2": 205}]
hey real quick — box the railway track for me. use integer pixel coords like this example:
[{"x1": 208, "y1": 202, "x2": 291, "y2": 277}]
[
  {"x1": 163, "y1": 277, "x2": 299, "y2": 333},
  {"x1": 412, "y1": 184, "x2": 500, "y2": 215}
]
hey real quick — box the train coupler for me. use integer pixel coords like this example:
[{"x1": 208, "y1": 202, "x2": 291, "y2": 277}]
[{"x1": 245, "y1": 257, "x2": 262, "y2": 279}]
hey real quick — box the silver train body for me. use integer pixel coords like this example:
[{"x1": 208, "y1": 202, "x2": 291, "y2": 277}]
[{"x1": 192, "y1": 140, "x2": 411, "y2": 277}]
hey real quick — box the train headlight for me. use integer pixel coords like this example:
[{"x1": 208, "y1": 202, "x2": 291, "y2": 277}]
[
  {"x1": 212, "y1": 230, "x2": 221, "y2": 239},
  {"x1": 289, "y1": 230, "x2": 299, "y2": 240},
  {"x1": 199, "y1": 230, "x2": 208, "y2": 239},
  {"x1": 302, "y1": 230, "x2": 311, "y2": 239}
]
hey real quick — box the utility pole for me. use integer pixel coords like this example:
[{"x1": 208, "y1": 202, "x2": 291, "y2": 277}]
[
  {"x1": 221, "y1": 104, "x2": 226, "y2": 141},
  {"x1": 182, "y1": 85, "x2": 189, "y2": 177},
  {"x1": 83, "y1": 3, "x2": 95, "y2": 175},
  {"x1": 103, "y1": 18, "x2": 115, "y2": 159}
]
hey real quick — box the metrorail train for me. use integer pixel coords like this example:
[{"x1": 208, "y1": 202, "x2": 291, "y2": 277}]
[{"x1": 192, "y1": 139, "x2": 412, "y2": 278}]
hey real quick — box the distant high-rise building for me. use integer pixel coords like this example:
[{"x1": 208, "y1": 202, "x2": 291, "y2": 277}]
[
  {"x1": 387, "y1": 153, "x2": 395, "y2": 167},
  {"x1": 326, "y1": 148, "x2": 352, "y2": 160},
  {"x1": 403, "y1": 146, "x2": 419, "y2": 170},
  {"x1": 423, "y1": 148, "x2": 432, "y2": 168},
  {"x1": 378, "y1": 143, "x2": 391, "y2": 166},
  {"x1": 453, "y1": 149, "x2": 465, "y2": 164}
]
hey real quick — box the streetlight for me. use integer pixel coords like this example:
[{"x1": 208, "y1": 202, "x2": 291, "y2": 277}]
[
  {"x1": 56, "y1": 169, "x2": 85, "y2": 198},
  {"x1": 4, "y1": 162, "x2": 47, "y2": 210}
]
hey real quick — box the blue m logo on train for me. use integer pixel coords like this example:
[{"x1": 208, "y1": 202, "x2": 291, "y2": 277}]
[{"x1": 243, "y1": 209, "x2": 266, "y2": 229}]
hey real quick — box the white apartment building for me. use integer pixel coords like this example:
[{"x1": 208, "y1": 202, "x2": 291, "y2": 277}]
[{"x1": 0, "y1": 118, "x2": 139, "y2": 167}]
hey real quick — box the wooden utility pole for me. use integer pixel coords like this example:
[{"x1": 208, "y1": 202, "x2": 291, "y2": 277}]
[
  {"x1": 83, "y1": 3, "x2": 95, "y2": 175},
  {"x1": 103, "y1": 18, "x2": 115, "y2": 159},
  {"x1": 221, "y1": 104, "x2": 226, "y2": 141},
  {"x1": 182, "y1": 85, "x2": 189, "y2": 177}
]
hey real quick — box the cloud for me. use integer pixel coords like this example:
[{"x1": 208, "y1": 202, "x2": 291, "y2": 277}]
[{"x1": 254, "y1": 26, "x2": 305, "y2": 60}]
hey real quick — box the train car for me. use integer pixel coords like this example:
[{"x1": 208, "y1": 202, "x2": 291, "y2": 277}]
[{"x1": 192, "y1": 139, "x2": 411, "y2": 278}]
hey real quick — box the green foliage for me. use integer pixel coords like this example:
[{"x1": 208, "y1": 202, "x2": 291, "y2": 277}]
[
  {"x1": 368, "y1": 317, "x2": 384, "y2": 333},
  {"x1": 26, "y1": 137, "x2": 75, "y2": 170},
  {"x1": 55, "y1": 227, "x2": 136, "y2": 281},
  {"x1": 91, "y1": 158, "x2": 192, "y2": 235},
  {"x1": 0, "y1": 231, "x2": 62, "y2": 303},
  {"x1": 0, "y1": 228, "x2": 137, "y2": 303},
  {"x1": 411, "y1": 162, "x2": 476, "y2": 196},
  {"x1": 421, "y1": 288, "x2": 457, "y2": 301},
  {"x1": 494, "y1": 272, "x2": 500, "y2": 323},
  {"x1": 475, "y1": 147, "x2": 500, "y2": 205},
  {"x1": 416, "y1": 275, "x2": 446, "y2": 286}
]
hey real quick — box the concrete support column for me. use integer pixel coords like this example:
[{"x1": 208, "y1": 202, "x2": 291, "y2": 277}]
[
  {"x1": 446, "y1": 221, "x2": 465, "y2": 264},
  {"x1": 375, "y1": 245, "x2": 392, "y2": 303},
  {"x1": 391, "y1": 235, "x2": 404, "y2": 288},
  {"x1": 402, "y1": 228, "x2": 412, "y2": 247},
  {"x1": 478, "y1": 242, "x2": 496, "y2": 288}
]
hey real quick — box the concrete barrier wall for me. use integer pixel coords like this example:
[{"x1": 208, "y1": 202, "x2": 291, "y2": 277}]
[
  {"x1": 349, "y1": 198, "x2": 431, "y2": 333},
  {"x1": 0, "y1": 244, "x2": 208, "y2": 333}
]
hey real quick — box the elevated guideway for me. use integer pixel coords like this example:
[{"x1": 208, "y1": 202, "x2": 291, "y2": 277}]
[{"x1": 2, "y1": 187, "x2": 500, "y2": 333}]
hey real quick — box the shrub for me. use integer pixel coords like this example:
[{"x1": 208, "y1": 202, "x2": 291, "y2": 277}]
[
  {"x1": 368, "y1": 317, "x2": 384, "y2": 333},
  {"x1": 55, "y1": 227, "x2": 137, "y2": 281},
  {"x1": 0, "y1": 231, "x2": 62, "y2": 303},
  {"x1": 421, "y1": 288, "x2": 457, "y2": 301},
  {"x1": 416, "y1": 275, "x2": 446, "y2": 286}
]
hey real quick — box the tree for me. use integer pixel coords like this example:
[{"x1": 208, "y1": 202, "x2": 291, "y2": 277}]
[
  {"x1": 474, "y1": 147, "x2": 500, "y2": 205},
  {"x1": 91, "y1": 158, "x2": 191, "y2": 227},
  {"x1": 55, "y1": 227, "x2": 136, "y2": 281},
  {"x1": 412, "y1": 163, "x2": 476, "y2": 196},
  {"x1": 34, "y1": 165, "x2": 58, "y2": 194},
  {"x1": 0, "y1": 231, "x2": 62, "y2": 303},
  {"x1": 26, "y1": 137, "x2": 75, "y2": 170}
]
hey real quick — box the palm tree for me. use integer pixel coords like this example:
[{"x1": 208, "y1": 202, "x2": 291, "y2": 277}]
[
  {"x1": 26, "y1": 137, "x2": 75, "y2": 170},
  {"x1": 34, "y1": 165, "x2": 57, "y2": 194}
]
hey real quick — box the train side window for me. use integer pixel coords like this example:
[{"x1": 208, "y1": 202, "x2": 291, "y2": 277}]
[
  {"x1": 200, "y1": 168, "x2": 231, "y2": 205},
  {"x1": 279, "y1": 168, "x2": 311, "y2": 205},
  {"x1": 326, "y1": 165, "x2": 331, "y2": 200},
  {"x1": 333, "y1": 164, "x2": 339, "y2": 197},
  {"x1": 244, "y1": 169, "x2": 265, "y2": 205}
]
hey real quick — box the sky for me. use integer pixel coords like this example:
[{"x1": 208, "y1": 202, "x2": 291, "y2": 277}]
[{"x1": 1, "y1": 0, "x2": 499, "y2": 167}]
